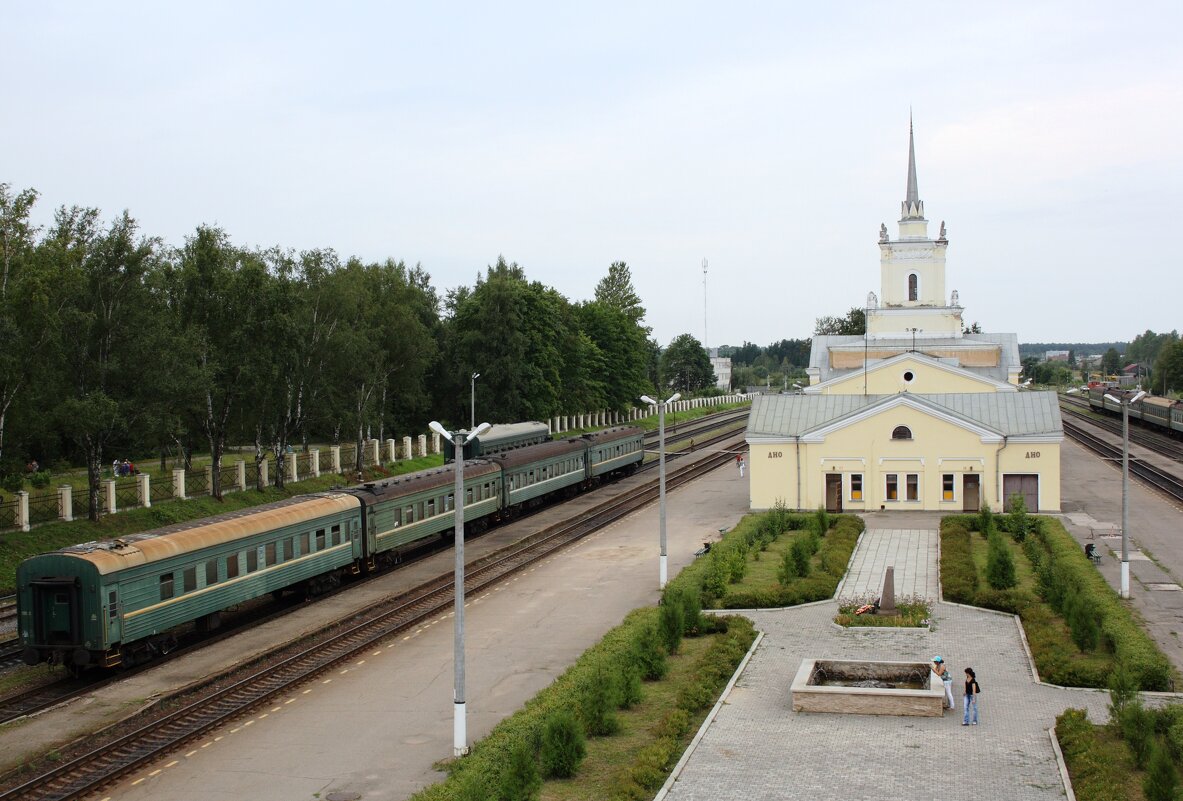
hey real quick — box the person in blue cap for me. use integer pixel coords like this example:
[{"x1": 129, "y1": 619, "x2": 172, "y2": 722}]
[{"x1": 931, "y1": 656, "x2": 954, "y2": 710}]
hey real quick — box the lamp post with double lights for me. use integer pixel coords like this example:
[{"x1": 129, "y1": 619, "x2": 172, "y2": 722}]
[
  {"x1": 1103, "y1": 389, "x2": 1145, "y2": 599},
  {"x1": 428, "y1": 419, "x2": 491, "y2": 757},
  {"x1": 640, "y1": 391, "x2": 681, "y2": 588}
]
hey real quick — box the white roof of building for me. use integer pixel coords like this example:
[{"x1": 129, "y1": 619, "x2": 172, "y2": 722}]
[{"x1": 746, "y1": 391, "x2": 1062, "y2": 441}]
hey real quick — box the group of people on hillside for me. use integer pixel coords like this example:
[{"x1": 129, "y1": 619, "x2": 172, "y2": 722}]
[
  {"x1": 113, "y1": 459, "x2": 139, "y2": 477},
  {"x1": 931, "y1": 656, "x2": 981, "y2": 725}
]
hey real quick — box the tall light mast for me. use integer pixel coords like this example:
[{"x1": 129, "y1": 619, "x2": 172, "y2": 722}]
[{"x1": 702, "y1": 258, "x2": 709, "y2": 350}]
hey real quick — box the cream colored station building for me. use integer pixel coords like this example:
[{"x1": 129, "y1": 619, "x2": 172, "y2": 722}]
[{"x1": 746, "y1": 124, "x2": 1062, "y2": 514}]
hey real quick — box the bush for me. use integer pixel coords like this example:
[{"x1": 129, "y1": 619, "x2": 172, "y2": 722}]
[
  {"x1": 1143, "y1": 743, "x2": 1179, "y2": 801},
  {"x1": 29, "y1": 470, "x2": 52, "y2": 489},
  {"x1": 0, "y1": 473, "x2": 22, "y2": 493},
  {"x1": 658, "y1": 598, "x2": 684, "y2": 656},
  {"x1": 779, "y1": 538, "x2": 811, "y2": 583},
  {"x1": 1066, "y1": 591, "x2": 1100, "y2": 652},
  {"x1": 1056, "y1": 708, "x2": 1128, "y2": 801},
  {"x1": 1006, "y1": 492, "x2": 1031, "y2": 541},
  {"x1": 618, "y1": 662, "x2": 644, "y2": 709},
  {"x1": 977, "y1": 503, "x2": 994, "y2": 537},
  {"x1": 985, "y1": 529, "x2": 1017, "y2": 590},
  {"x1": 630, "y1": 622, "x2": 668, "y2": 681},
  {"x1": 539, "y1": 710, "x2": 586, "y2": 779},
  {"x1": 1119, "y1": 701, "x2": 1156, "y2": 769},
  {"x1": 579, "y1": 664, "x2": 621, "y2": 736},
  {"x1": 498, "y1": 739, "x2": 542, "y2": 801},
  {"x1": 813, "y1": 505, "x2": 830, "y2": 537},
  {"x1": 700, "y1": 550, "x2": 728, "y2": 601},
  {"x1": 939, "y1": 520, "x2": 979, "y2": 603}
]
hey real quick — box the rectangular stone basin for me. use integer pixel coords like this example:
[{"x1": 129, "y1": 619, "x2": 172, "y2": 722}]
[{"x1": 790, "y1": 658, "x2": 945, "y2": 717}]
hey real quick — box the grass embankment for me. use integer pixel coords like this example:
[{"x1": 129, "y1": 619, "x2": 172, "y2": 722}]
[
  {"x1": 409, "y1": 608, "x2": 756, "y2": 801},
  {"x1": 1057, "y1": 703, "x2": 1183, "y2": 801},
  {"x1": 940, "y1": 513, "x2": 1174, "y2": 690}
]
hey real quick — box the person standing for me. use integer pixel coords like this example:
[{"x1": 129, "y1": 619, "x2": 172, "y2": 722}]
[
  {"x1": 932, "y1": 656, "x2": 954, "y2": 711},
  {"x1": 962, "y1": 667, "x2": 980, "y2": 725},
  {"x1": 738, "y1": 456, "x2": 745, "y2": 477}
]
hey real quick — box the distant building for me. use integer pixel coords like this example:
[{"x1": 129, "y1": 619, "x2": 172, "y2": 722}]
[
  {"x1": 709, "y1": 350, "x2": 732, "y2": 391},
  {"x1": 1044, "y1": 350, "x2": 1070, "y2": 362}
]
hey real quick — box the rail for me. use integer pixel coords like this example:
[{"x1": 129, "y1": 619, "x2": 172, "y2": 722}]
[{"x1": 1061, "y1": 419, "x2": 1183, "y2": 504}]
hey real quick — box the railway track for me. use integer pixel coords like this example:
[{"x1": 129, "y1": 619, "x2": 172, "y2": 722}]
[
  {"x1": 0, "y1": 434, "x2": 744, "y2": 800},
  {"x1": 1059, "y1": 395, "x2": 1183, "y2": 463},
  {"x1": 1061, "y1": 419, "x2": 1183, "y2": 504}
]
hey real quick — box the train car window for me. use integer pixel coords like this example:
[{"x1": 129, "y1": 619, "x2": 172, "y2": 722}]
[
  {"x1": 183, "y1": 566, "x2": 197, "y2": 593},
  {"x1": 529, "y1": 470, "x2": 535, "y2": 484},
  {"x1": 159, "y1": 573, "x2": 174, "y2": 601},
  {"x1": 206, "y1": 559, "x2": 218, "y2": 586},
  {"x1": 446, "y1": 493, "x2": 454, "y2": 512},
  {"x1": 331, "y1": 524, "x2": 342, "y2": 546},
  {"x1": 465, "y1": 488, "x2": 473, "y2": 504},
  {"x1": 227, "y1": 554, "x2": 240, "y2": 579},
  {"x1": 265, "y1": 542, "x2": 277, "y2": 566},
  {"x1": 300, "y1": 532, "x2": 310, "y2": 555},
  {"x1": 393, "y1": 508, "x2": 402, "y2": 526},
  {"x1": 405, "y1": 505, "x2": 414, "y2": 523},
  {"x1": 427, "y1": 498, "x2": 436, "y2": 517},
  {"x1": 108, "y1": 590, "x2": 118, "y2": 619},
  {"x1": 284, "y1": 537, "x2": 294, "y2": 560},
  {"x1": 246, "y1": 549, "x2": 258, "y2": 573},
  {"x1": 316, "y1": 529, "x2": 326, "y2": 550}
]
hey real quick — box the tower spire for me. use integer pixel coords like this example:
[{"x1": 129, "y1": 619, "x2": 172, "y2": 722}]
[{"x1": 901, "y1": 114, "x2": 925, "y2": 221}]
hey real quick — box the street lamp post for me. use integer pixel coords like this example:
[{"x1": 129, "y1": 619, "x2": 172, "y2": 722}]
[
  {"x1": 640, "y1": 391, "x2": 681, "y2": 588},
  {"x1": 428, "y1": 418, "x2": 491, "y2": 757},
  {"x1": 1104, "y1": 389, "x2": 1145, "y2": 599},
  {"x1": 470, "y1": 373, "x2": 480, "y2": 430}
]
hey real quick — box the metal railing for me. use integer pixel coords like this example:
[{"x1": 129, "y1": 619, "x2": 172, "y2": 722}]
[
  {"x1": 115, "y1": 480, "x2": 140, "y2": 510},
  {"x1": 28, "y1": 493, "x2": 59, "y2": 525},
  {"x1": 186, "y1": 469, "x2": 209, "y2": 496},
  {"x1": 0, "y1": 499, "x2": 15, "y2": 529}
]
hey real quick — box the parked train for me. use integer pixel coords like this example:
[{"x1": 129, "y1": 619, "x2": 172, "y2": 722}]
[
  {"x1": 1086, "y1": 387, "x2": 1183, "y2": 437},
  {"x1": 17, "y1": 425, "x2": 644, "y2": 670}
]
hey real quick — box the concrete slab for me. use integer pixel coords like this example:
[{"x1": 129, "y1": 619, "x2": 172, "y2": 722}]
[{"x1": 836, "y1": 529, "x2": 939, "y2": 602}]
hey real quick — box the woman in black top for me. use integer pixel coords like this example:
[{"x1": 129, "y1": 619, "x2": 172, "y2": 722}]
[{"x1": 962, "y1": 667, "x2": 980, "y2": 725}]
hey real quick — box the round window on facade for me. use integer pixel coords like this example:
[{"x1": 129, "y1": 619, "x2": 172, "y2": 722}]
[
  {"x1": 903, "y1": 370, "x2": 915, "y2": 383},
  {"x1": 892, "y1": 425, "x2": 912, "y2": 440}
]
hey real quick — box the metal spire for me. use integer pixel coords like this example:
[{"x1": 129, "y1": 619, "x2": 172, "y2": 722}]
[{"x1": 906, "y1": 113, "x2": 919, "y2": 205}]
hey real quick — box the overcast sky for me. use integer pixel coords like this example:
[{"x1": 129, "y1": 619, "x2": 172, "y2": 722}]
[{"x1": 6, "y1": 2, "x2": 1180, "y2": 348}]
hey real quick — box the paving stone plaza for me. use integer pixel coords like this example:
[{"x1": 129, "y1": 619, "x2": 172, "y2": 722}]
[{"x1": 659, "y1": 524, "x2": 1138, "y2": 801}]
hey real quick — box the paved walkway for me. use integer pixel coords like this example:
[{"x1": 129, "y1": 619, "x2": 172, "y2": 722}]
[
  {"x1": 836, "y1": 529, "x2": 939, "y2": 601},
  {"x1": 662, "y1": 518, "x2": 1168, "y2": 801}
]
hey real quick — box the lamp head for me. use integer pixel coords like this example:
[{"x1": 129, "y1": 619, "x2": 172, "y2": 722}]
[
  {"x1": 428, "y1": 420, "x2": 451, "y2": 439},
  {"x1": 1131, "y1": 390, "x2": 1147, "y2": 404},
  {"x1": 639, "y1": 395, "x2": 657, "y2": 405},
  {"x1": 667, "y1": 392, "x2": 682, "y2": 403},
  {"x1": 464, "y1": 422, "x2": 492, "y2": 443},
  {"x1": 1104, "y1": 393, "x2": 1119, "y2": 404},
  {"x1": 472, "y1": 372, "x2": 480, "y2": 380}
]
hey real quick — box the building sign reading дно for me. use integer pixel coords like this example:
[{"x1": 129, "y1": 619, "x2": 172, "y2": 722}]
[
  {"x1": 1025, "y1": 451, "x2": 1040, "y2": 459},
  {"x1": 768, "y1": 451, "x2": 783, "y2": 458}
]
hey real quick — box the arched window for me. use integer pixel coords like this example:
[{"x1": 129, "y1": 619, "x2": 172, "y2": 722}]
[
  {"x1": 908, "y1": 273, "x2": 918, "y2": 302},
  {"x1": 892, "y1": 425, "x2": 912, "y2": 440}
]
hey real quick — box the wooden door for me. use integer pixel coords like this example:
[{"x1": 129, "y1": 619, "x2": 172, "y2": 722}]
[
  {"x1": 825, "y1": 474, "x2": 843, "y2": 512},
  {"x1": 1002, "y1": 474, "x2": 1039, "y2": 513}
]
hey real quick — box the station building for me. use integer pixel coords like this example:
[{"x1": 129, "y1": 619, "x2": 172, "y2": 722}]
[{"x1": 746, "y1": 124, "x2": 1062, "y2": 514}]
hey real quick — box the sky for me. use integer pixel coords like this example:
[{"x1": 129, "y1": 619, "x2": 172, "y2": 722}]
[{"x1": 5, "y1": 2, "x2": 1181, "y2": 348}]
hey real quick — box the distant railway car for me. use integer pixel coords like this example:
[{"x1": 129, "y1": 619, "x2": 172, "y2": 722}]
[
  {"x1": 581, "y1": 426, "x2": 645, "y2": 480},
  {"x1": 18, "y1": 494, "x2": 362, "y2": 669},
  {"x1": 491, "y1": 438, "x2": 588, "y2": 513},
  {"x1": 1086, "y1": 386, "x2": 1183, "y2": 439},
  {"x1": 443, "y1": 421, "x2": 551, "y2": 461},
  {"x1": 347, "y1": 460, "x2": 501, "y2": 569}
]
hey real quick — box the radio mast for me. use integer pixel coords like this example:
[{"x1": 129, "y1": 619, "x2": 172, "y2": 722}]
[{"x1": 702, "y1": 258, "x2": 709, "y2": 350}]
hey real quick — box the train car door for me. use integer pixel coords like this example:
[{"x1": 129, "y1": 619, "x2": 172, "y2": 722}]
[
  {"x1": 31, "y1": 578, "x2": 82, "y2": 647},
  {"x1": 104, "y1": 587, "x2": 122, "y2": 646},
  {"x1": 962, "y1": 475, "x2": 980, "y2": 512}
]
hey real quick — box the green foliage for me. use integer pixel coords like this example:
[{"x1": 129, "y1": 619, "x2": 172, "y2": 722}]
[
  {"x1": 497, "y1": 739, "x2": 542, "y2": 801},
  {"x1": 1065, "y1": 590, "x2": 1100, "y2": 652},
  {"x1": 813, "y1": 505, "x2": 829, "y2": 537},
  {"x1": 660, "y1": 333, "x2": 716, "y2": 394},
  {"x1": 579, "y1": 664, "x2": 621, "y2": 736},
  {"x1": 0, "y1": 473, "x2": 22, "y2": 493},
  {"x1": 786, "y1": 538, "x2": 812, "y2": 581},
  {"x1": 940, "y1": 520, "x2": 980, "y2": 602},
  {"x1": 658, "y1": 599, "x2": 684, "y2": 656},
  {"x1": 28, "y1": 470, "x2": 52, "y2": 489},
  {"x1": 1108, "y1": 665, "x2": 1139, "y2": 720},
  {"x1": 700, "y1": 550, "x2": 728, "y2": 601},
  {"x1": 630, "y1": 622, "x2": 668, "y2": 681},
  {"x1": 813, "y1": 306, "x2": 865, "y2": 336},
  {"x1": 1006, "y1": 493, "x2": 1031, "y2": 541},
  {"x1": 618, "y1": 662, "x2": 644, "y2": 709},
  {"x1": 1143, "y1": 743, "x2": 1179, "y2": 801},
  {"x1": 1055, "y1": 709, "x2": 1129, "y2": 801},
  {"x1": 985, "y1": 529, "x2": 1017, "y2": 590},
  {"x1": 1119, "y1": 702, "x2": 1156, "y2": 769},
  {"x1": 977, "y1": 504, "x2": 994, "y2": 537},
  {"x1": 539, "y1": 710, "x2": 586, "y2": 779}
]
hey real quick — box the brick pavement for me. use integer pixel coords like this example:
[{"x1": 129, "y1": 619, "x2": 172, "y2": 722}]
[{"x1": 661, "y1": 522, "x2": 1138, "y2": 801}]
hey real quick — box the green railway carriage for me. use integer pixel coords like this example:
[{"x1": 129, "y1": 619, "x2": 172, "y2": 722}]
[
  {"x1": 18, "y1": 494, "x2": 362, "y2": 668},
  {"x1": 442, "y1": 421, "x2": 551, "y2": 461},
  {"x1": 583, "y1": 426, "x2": 644, "y2": 479},
  {"x1": 350, "y1": 460, "x2": 502, "y2": 568},
  {"x1": 492, "y1": 439, "x2": 588, "y2": 510}
]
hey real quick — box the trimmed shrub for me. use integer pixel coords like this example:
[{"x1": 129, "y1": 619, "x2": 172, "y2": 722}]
[
  {"x1": 813, "y1": 505, "x2": 830, "y2": 537},
  {"x1": 700, "y1": 550, "x2": 728, "y2": 601},
  {"x1": 674, "y1": 584, "x2": 703, "y2": 635},
  {"x1": 630, "y1": 621, "x2": 668, "y2": 681},
  {"x1": 1055, "y1": 708, "x2": 1127, "y2": 801},
  {"x1": 0, "y1": 473, "x2": 22, "y2": 493},
  {"x1": 940, "y1": 519, "x2": 979, "y2": 603},
  {"x1": 539, "y1": 710, "x2": 586, "y2": 779},
  {"x1": 579, "y1": 664, "x2": 621, "y2": 736},
  {"x1": 29, "y1": 470, "x2": 52, "y2": 489},
  {"x1": 1143, "y1": 743, "x2": 1179, "y2": 801},
  {"x1": 985, "y1": 529, "x2": 1017, "y2": 590},
  {"x1": 618, "y1": 662, "x2": 644, "y2": 709},
  {"x1": 977, "y1": 503, "x2": 994, "y2": 537},
  {"x1": 658, "y1": 598, "x2": 684, "y2": 656},
  {"x1": 1119, "y1": 701, "x2": 1155, "y2": 769},
  {"x1": 1066, "y1": 591, "x2": 1100, "y2": 652},
  {"x1": 1006, "y1": 492, "x2": 1031, "y2": 541},
  {"x1": 498, "y1": 739, "x2": 541, "y2": 801}
]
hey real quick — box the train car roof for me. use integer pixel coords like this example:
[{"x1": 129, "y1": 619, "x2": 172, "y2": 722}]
[
  {"x1": 488, "y1": 438, "x2": 585, "y2": 469},
  {"x1": 580, "y1": 425, "x2": 644, "y2": 444},
  {"x1": 348, "y1": 460, "x2": 501, "y2": 503},
  {"x1": 39, "y1": 493, "x2": 361, "y2": 575},
  {"x1": 1141, "y1": 395, "x2": 1181, "y2": 408},
  {"x1": 476, "y1": 421, "x2": 551, "y2": 445}
]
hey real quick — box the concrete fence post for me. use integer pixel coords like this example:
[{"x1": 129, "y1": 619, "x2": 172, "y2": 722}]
[
  {"x1": 286, "y1": 451, "x2": 298, "y2": 483},
  {"x1": 173, "y1": 467, "x2": 186, "y2": 500},
  {"x1": 59, "y1": 485, "x2": 73, "y2": 522},
  {"x1": 16, "y1": 490, "x2": 30, "y2": 532},
  {"x1": 138, "y1": 472, "x2": 151, "y2": 508},
  {"x1": 431, "y1": 431, "x2": 440, "y2": 454},
  {"x1": 259, "y1": 458, "x2": 269, "y2": 487},
  {"x1": 331, "y1": 446, "x2": 341, "y2": 474},
  {"x1": 309, "y1": 450, "x2": 320, "y2": 478},
  {"x1": 105, "y1": 479, "x2": 117, "y2": 515},
  {"x1": 386, "y1": 438, "x2": 397, "y2": 463},
  {"x1": 417, "y1": 434, "x2": 427, "y2": 457},
  {"x1": 236, "y1": 459, "x2": 247, "y2": 490},
  {"x1": 402, "y1": 436, "x2": 413, "y2": 460},
  {"x1": 368, "y1": 439, "x2": 380, "y2": 466}
]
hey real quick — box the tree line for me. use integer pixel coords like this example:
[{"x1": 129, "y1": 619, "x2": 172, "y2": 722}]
[{"x1": 0, "y1": 183, "x2": 719, "y2": 519}]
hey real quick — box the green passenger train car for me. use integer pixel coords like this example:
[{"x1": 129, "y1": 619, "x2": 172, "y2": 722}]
[
  {"x1": 583, "y1": 426, "x2": 644, "y2": 479},
  {"x1": 18, "y1": 494, "x2": 362, "y2": 668},
  {"x1": 492, "y1": 439, "x2": 587, "y2": 511}
]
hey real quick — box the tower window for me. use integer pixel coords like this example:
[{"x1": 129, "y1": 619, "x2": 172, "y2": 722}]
[
  {"x1": 892, "y1": 425, "x2": 912, "y2": 440},
  {"x1": 908, "y1": 274, "x2": 918, "y2": 301}
]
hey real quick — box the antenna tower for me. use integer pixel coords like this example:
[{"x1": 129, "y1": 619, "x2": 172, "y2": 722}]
[{"x1": 702, "y1": 258, "x2": 709, "y2": 351}]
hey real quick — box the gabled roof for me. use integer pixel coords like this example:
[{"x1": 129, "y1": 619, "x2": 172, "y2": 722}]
[
  {"x1": 746, "y1": 391, "x2": 1062, "y2": 443},
  {"x1": 809, "y1": 332, "x2": 1020, "y2": 383},
  {"x1": 803, "y1": 351, "x2": 1016, "y2": 394}
]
